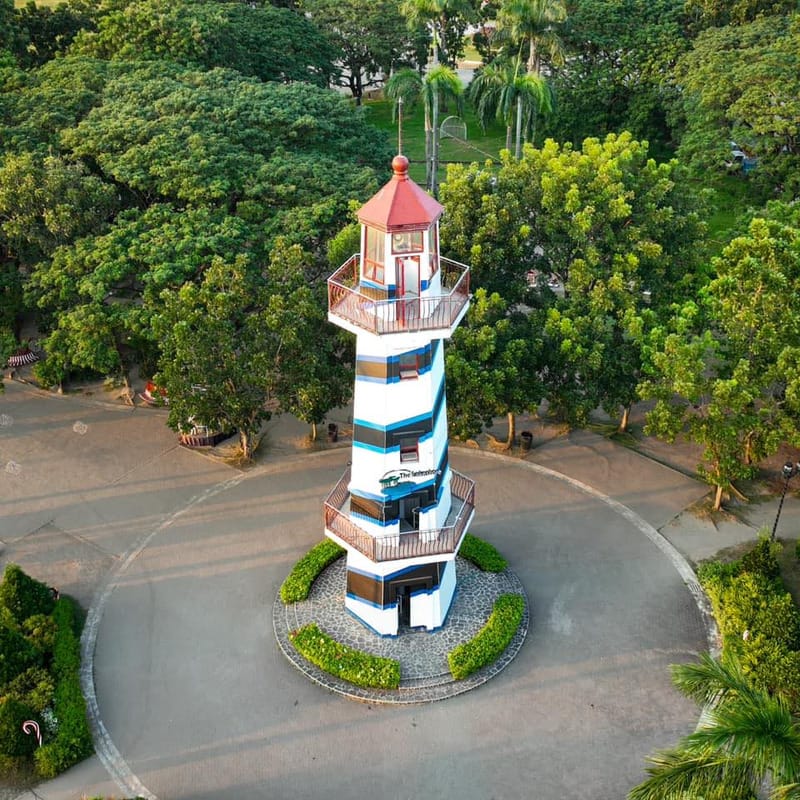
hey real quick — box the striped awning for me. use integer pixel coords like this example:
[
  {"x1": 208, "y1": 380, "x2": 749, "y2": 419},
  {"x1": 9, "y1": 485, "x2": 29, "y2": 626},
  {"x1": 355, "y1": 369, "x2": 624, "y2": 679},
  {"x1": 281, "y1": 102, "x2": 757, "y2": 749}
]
[{"x1": 7, "y1": 348, "x2": 39, "y2": 367}]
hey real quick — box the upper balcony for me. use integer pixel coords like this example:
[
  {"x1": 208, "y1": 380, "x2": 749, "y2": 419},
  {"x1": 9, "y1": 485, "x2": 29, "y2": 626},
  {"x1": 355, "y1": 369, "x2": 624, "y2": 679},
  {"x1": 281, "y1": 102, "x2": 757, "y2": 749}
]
[
  {"x1": 324, "y1": 468, "x2": 475, "y2": 563},
  {"x1": 327, "y1": 255, "x2": 470, "y2": 338}
]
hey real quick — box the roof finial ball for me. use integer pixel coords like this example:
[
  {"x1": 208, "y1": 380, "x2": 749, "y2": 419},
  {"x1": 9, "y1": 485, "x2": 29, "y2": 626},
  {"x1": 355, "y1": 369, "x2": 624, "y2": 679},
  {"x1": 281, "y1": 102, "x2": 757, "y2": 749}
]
[{"x1": 392, "y1": 154, "x2": 410, "y2": 180}]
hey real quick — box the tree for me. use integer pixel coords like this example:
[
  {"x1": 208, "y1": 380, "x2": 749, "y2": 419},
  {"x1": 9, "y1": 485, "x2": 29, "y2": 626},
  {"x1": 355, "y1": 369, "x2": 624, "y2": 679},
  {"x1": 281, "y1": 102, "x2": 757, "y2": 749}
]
[
  {"x1": 154, "y1": 256, "x2": 272, "y2": 461},
  {"x1": 13, "y1": 0, "x2": 95, "y2": 68},
  {"x1": 300, "y1": 0, "x2": 421, "y2": 104},
  {"x1": 441, "y1": 133, "x2": 707, "y2": 428},
  {"x1": 685, "y1": 0, "x2": 796, "y2": 30},
  {"x1": 543, "y1": 0, "x2": 688, "y2": 150},
  {"x1": 68, "y1": 0, "x2": 337, "y2": 87},
  {"x1": 2, "y1": 55, "x2": 388, "y2": 389},
  {"x1": 155, "y1": 245, "x2": 339, "y2": 459},
  {"x1": 268, "y1": 243, "x2": 352, "y2": 440},
  {"x1": 495, "y1": 0, "x2": 566, "y2": 76},
  {"x1": 639, "y1": 209, "x2": 800, "y2": 509},
  {"x1": 468, "y1": 55, "x2": 553, "y2": 157},
  {"x1": 29, "y1": 204, "x2": 263, "y2": 386},
  {"x1": 385, "y1": 64, "x2": 463, "y2": 195},
  {"x1": 399, "y1": 0, "x2": 476, "y2": 68},
  {"x1": 445, "y1": 288, "x2": 543, "y2": 445},
  {"x1": 629, "y1": 653, "x2": 800, "y2": 800},
  {"x1": 675, "y1": 13, "x2": 800, "y2": 197},
  {"x1": 0, "y1": 151, "x2": 118, "y2": 270}
]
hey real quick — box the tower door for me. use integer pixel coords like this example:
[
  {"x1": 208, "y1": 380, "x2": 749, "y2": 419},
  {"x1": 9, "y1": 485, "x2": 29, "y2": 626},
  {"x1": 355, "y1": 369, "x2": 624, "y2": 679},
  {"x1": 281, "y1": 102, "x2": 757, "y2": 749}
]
[
  {"x1": 399, "y1": 491, "x2": 426, "y2": 530},
  {"x1": 397, "y1": 256, "x2": 420, "y2": 324}
]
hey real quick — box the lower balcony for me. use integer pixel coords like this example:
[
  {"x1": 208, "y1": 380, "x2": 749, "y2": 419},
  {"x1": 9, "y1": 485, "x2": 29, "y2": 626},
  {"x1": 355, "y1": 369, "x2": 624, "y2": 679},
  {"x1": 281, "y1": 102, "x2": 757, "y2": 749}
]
[{"x1": 323, "y1": 469, "x2": 475, "y2": 562}]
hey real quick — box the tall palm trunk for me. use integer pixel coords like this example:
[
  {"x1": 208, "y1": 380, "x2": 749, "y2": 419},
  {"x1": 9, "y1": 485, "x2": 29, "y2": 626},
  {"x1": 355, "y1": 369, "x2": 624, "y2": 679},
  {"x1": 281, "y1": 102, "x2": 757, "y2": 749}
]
[
  {"x1": 515, "y1": 94, "x2": 523, "y2": 159},
  {"x1": 424, "y1": 105, "x2": 433, "y2": 193},
  {"x1": 431, "y1": 89, "x2": 440, "y2": 196},
  {"x1": 528, "y1": 39, "x2": 539, "y2": 75}
]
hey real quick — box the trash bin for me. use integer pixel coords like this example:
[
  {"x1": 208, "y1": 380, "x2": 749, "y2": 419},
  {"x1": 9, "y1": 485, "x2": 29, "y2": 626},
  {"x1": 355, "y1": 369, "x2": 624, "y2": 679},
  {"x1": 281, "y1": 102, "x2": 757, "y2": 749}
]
[
  {"x1": 520, "y1": 431, "x2": 533, "y2": 452},
  {"x1": 327, "y1": 423, "x2": 338, "y2": 443}
]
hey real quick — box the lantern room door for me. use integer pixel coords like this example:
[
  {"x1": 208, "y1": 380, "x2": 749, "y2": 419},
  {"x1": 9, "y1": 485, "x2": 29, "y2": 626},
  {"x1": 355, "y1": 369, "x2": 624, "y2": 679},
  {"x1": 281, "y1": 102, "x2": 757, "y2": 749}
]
[{"x1": 397, "y1": 256, "x2": 420, "y2": 325}]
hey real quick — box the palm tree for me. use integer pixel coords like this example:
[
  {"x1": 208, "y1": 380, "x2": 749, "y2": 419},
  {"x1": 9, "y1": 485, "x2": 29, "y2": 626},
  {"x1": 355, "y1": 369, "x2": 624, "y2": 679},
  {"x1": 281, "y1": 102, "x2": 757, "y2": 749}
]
[
  {"x1": 468, "y1": 57, "x2": 553, "y2": 158},
  {"x1": 400, "y1": 0, "x2": 475, "y2": 68},
  {"x1": 496, "y1": 0, "x2": 567, "y2": 76},
  {"x1": 385, "y1": 65, "x2": 463, "y2": 196},
  {"x1": 628, "y1": 653, "x2": 800, "y2": 800}
]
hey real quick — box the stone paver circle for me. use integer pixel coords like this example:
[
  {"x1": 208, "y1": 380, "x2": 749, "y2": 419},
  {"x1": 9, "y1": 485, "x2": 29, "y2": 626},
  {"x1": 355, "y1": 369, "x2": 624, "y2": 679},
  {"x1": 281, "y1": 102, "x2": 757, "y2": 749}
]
[{"x1": 273, "y1": 556, "x2": 530, "y2": 703}]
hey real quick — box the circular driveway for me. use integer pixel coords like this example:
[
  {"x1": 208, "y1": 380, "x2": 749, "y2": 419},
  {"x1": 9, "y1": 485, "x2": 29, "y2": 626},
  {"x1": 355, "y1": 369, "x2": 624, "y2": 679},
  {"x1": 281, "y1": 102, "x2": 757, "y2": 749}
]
[{"x1": 91, "y1": 448, "x2": 707, "y2": 800}]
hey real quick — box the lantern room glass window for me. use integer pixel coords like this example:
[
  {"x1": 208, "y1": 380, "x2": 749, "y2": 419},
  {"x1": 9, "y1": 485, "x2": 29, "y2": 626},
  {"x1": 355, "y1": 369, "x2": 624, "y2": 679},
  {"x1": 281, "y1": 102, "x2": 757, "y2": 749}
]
[
  {"x1": 428, "y1": 225, "x2": 439, "y2": 277},
  {"x1": 364, "y1": 227, "x2": 385, "y2": 283},
  {"x1": 392, "y1": 230, "x2": 423, "y2": 254}
]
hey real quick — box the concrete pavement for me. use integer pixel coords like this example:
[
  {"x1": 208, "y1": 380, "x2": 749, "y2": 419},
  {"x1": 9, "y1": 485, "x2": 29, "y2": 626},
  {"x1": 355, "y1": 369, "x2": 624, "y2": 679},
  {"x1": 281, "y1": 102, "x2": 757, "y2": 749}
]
[{"x1": 3, "y1": 380, "x2": 797, "y2": 800}]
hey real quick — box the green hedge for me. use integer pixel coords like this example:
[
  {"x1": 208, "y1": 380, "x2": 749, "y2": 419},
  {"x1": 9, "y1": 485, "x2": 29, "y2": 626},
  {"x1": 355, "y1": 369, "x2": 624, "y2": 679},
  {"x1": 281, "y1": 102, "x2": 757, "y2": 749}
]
[
  {"x1": 290, "y1": 623, "x2": 400, "y2": 690},
  {"x1": 0, "y1": 564, "x2": 55, "y2": 625},
  {"x1": 699, "y1": 537, "x2": 800, "y2": 704},
  {"x1": 0, "y1": 697, "x2": 38, "y2": 758},
  {"x1": 0, "y1": 623, "x2": 41, "y2": 685},
  {"x1": 448, "y1": 594, "x2": 525, "y2": 680},
  {"x1": 34, "y1": 596, "x2": 93, "y2": 779},
  {"x1": 280, "y1": 540, "x2": 344, "y2": 604},
  {"x1": 1, "y1": 666, "x2": 55, "y2": 714},
  {"x1": 0, "y1": 568, "x2": 93, "y2": 779},
  {"x1": 459, "y1": 534, "x2": 508, "y2": 572}
]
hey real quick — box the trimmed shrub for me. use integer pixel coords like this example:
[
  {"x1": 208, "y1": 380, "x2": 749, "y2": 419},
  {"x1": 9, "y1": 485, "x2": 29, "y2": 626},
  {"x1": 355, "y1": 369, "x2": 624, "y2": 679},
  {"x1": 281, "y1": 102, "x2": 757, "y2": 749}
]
[
  {"x1": 280, "y1": 540, "x2": 345, "y2": 604},
  {"x1": 448, "y1": 594, "x2": 524, "y2": 680},
  {"x1": 34, "y1": 673, "x2": 93, "y2": 778},
  {"x1": 740, "y1": 537, "x2": 781, "y2": 579},
  {"x1": 700, "y1": 539, "x2": 800, "y2": 702},
  {"x1": 0, "y1": 623, "x2": 41, "y2": 685},
  {"x1": 32, "y1": 596, "x2": 93, "y2": 778},
  {"x1": 0, "y1": 698, "x2": 38, "y2": 757},
  {"x1": 290, "y1": 623, "x2": 400, "y2": 690},
  {"x1": 22, "y1": 614, "x2": 57, "y2": 656},
  {"x1": 0, "y1": 565, "x2": 54, "y2": 625},
  {"x1": 1, "y1": 666, "x2": 55, "y2": 713},
  {"x1": 459, "y1": 534, "x2": 508, "y2": 573}
]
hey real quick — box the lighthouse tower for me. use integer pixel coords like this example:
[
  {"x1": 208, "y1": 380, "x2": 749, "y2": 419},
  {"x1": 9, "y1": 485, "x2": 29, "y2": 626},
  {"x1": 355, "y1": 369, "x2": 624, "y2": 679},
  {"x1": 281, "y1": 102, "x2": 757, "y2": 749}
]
[{"x1": 324, "y1": 155, "x2": 475, "y2": 636}]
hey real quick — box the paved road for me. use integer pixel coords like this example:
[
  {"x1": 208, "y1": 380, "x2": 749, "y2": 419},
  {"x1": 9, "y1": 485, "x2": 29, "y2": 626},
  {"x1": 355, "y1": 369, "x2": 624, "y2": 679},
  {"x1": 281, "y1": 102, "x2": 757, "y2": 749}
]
[{"x1": 0, "y1": 381, "x2": 769, "y2": 800}]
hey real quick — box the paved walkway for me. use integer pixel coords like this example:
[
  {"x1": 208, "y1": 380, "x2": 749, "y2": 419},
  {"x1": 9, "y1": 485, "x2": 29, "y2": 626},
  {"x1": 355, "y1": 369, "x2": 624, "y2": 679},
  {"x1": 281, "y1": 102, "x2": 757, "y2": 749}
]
[{"x1": 2, "y1": 380, "x2": 799, "y2": 800}]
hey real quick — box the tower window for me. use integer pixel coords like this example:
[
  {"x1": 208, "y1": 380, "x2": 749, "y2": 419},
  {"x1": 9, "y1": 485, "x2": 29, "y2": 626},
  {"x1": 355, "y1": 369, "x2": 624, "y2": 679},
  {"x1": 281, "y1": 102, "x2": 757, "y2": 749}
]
[
  {"x1": 392, "y1": 230, "x2": 423, "y2": 254},
  {"x1": 364, "y1": 227, "x2": 385, "y2": 283},
  {"x1": 399, "y1": 437, "x2": 419, "y2": 463},
  {"x1": 399, "y1": 353, "x2": 419, "y2": 379}
]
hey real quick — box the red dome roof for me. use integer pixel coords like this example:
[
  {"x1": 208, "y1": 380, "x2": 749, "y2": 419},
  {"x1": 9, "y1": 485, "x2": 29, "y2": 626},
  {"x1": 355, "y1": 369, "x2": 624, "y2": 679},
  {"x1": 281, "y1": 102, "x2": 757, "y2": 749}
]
[{"x1": 357, "y1": 156, "x2": 443, "y2": 232}]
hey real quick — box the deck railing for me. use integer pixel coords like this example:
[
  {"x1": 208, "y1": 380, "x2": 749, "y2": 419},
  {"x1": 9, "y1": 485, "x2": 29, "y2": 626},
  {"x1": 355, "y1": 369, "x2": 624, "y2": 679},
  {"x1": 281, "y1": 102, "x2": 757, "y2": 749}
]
[
  {"x1": 323, "y1": 468, "x2": 475, "y2": 562},
  {"x1": 327, "y1": 255, "x2": 470, "y2": 335}
]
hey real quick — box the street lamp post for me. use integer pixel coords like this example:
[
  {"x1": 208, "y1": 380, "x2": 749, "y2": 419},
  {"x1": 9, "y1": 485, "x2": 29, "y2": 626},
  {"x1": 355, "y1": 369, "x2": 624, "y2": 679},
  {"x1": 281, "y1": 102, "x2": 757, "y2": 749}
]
[{"x1": 771, "y1": 461, "x2": 799, "y2": 541}]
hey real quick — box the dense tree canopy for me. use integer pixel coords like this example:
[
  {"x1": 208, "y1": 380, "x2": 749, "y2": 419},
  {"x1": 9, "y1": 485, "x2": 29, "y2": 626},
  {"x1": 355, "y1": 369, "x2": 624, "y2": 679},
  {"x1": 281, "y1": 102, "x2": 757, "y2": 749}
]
[
  {"x1": 300, "y1": 0, "x2": 424, "y2": 104},
  {"x1": 441, "y1": 132, "x2": 707, "y2": 426},
  {"x1": 640, "y1": 203, "x2": 800, "y2": 509},
  {"x1": 0, "y1": 38, "x2": 388, "y2": 436},
  {"x1": 545, "y1": 0, "x2": 687, "y2": 150},
  {"x1": 68, "y1": 0, "x2": 337, "y2": 86},
  {"x1": 446, "y1": 288, "x2": 543, "y2": 444},
  {"x1": 675, "y1": 12, "x2": 800, "y2": 196}
]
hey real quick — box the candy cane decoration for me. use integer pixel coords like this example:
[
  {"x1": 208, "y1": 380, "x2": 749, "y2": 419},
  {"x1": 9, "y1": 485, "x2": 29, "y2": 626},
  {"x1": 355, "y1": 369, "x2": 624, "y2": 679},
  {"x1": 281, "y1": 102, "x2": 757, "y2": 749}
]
[{"x1": 22, "y1": 720, "x2": 42, "y2": 747}]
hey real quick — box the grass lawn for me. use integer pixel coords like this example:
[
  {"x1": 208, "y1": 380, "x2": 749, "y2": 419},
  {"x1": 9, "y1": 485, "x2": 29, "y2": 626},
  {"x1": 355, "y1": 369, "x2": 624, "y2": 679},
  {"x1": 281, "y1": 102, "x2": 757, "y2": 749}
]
[
  {"x1": 697, "y1": 173, "x2": 765, "y2": 253},
  {"x1": 363, "y1": 98, "x2": 509, "y2": 185}
]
